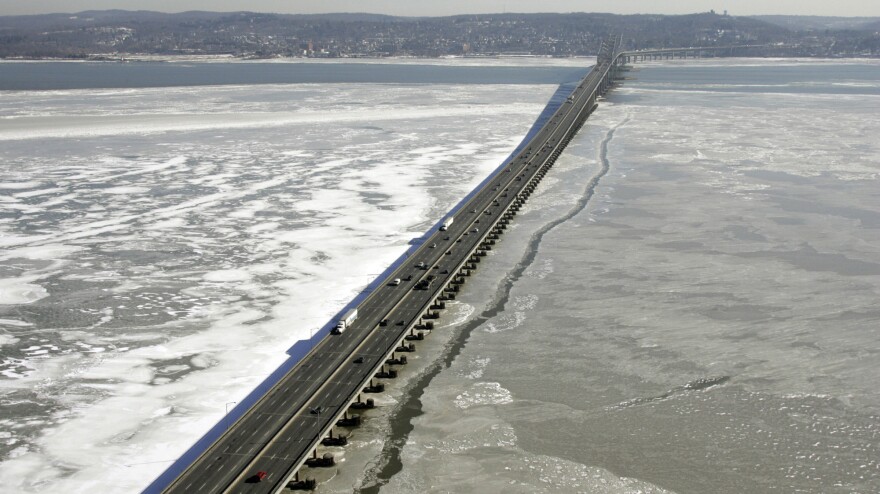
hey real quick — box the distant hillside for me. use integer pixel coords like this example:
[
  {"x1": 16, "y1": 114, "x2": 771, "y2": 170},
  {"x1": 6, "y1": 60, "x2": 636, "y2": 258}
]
[
  {"x1": 0, "y1": 10, "x2": 876, "y2": 59},
  {"x1": 753, "y1": 15, "x2": 880, "y2": 31}
]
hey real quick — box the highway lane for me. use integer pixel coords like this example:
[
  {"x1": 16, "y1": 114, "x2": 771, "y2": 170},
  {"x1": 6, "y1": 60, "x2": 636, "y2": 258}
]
[{"x1": 161, "y1": 57, "x2": 616, "y2": 494}]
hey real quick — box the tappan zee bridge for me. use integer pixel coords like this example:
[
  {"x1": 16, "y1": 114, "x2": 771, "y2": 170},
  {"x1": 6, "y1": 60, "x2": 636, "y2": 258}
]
[{"x1": 147, "y1": 36, "x2": 748, "y2": 493}]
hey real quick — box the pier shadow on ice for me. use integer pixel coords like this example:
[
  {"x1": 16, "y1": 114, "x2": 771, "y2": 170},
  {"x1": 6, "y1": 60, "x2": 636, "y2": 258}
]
[{"x1": 143, "y1": 69, "x2": 590, "y2": 494}]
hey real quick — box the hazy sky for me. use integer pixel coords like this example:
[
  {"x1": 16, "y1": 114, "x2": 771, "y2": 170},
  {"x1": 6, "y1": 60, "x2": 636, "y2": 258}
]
[{"x1": 1, "y1": 0, "x2": 879, "y2": 17}]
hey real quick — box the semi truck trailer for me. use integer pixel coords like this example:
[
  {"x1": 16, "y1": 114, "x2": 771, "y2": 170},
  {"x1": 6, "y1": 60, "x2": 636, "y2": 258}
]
[
  {"x1": 333, "y1": 308, "x2": 358, "y2": 334},
  {"x1": 439, "y1": 216, "x2": 454, "y2": 231}
]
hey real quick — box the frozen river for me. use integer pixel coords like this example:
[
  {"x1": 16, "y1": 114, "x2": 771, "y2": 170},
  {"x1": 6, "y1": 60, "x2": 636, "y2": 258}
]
[{"x1": 1, "y1": 58, "x2": 879, "y2": 493}]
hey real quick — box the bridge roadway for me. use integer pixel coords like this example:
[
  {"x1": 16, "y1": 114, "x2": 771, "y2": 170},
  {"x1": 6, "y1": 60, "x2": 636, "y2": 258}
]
[
  {"x1": 619, "y1": 44, "x2": 770, "y2": 62},
  {"x1": 161, "y1": 57, "x2": 617, "y2": 494}
]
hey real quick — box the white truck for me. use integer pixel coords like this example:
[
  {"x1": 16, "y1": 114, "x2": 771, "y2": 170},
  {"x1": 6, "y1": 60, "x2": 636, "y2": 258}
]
[
  {"x1": 440, "y1": 216, "x2": 454, "y2": 231},
  {"x1": 333, "y1": 308, "x2": 358, "y2": 334}
]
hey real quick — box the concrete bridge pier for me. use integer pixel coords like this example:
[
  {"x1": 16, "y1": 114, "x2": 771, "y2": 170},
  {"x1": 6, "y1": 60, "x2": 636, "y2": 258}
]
[
  {"x1": 288, "y1": 471, "x2": 317, "y2": 491},
  {"x1": 320, "y1": 428, "x2": 347, "y2": 447},
  {"x1": 363, "y1": 378, "x2": 385, "y2": 393}
]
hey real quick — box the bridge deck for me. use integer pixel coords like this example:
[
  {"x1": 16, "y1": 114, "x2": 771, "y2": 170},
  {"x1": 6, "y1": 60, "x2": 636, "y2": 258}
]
[{"x1": 159, "y1": 41, "x2": 622, "y2": 494}]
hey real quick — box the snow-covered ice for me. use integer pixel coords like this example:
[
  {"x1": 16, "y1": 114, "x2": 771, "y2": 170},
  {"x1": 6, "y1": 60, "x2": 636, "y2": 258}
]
[{"x1": 0, "y1": 78, "x2": 560, "y2": 492}]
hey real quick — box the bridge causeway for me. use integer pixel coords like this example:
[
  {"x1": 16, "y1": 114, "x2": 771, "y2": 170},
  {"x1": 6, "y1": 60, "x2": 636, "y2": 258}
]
[
  {"x1": 154, "y1": 35, "x2": 626, "y2": 494},
  {"x1": 620, "y1": 43, "x2": 771, "y2": 63}
]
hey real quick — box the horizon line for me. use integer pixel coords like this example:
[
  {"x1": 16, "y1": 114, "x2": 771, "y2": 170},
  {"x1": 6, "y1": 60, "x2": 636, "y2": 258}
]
[{"x1": 2, "y1": 9, "x2": 878, "y2": 19}]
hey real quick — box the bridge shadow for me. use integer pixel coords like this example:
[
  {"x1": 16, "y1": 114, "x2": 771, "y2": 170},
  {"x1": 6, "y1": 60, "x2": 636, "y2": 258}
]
[{"x1": 143, "y1": 65, "x2": 591, "y2": 494}]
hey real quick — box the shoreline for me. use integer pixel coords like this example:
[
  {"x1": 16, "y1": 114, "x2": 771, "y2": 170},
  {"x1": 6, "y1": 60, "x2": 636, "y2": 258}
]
[{"x1": 2, "y1": 55, "x2": 879, "y2": 65}]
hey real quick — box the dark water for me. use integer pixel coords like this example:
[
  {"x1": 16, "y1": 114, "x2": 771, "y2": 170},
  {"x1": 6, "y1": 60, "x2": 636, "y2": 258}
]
[{"x1": 0, "y1": 61, "x2": 589, "y2": 90}]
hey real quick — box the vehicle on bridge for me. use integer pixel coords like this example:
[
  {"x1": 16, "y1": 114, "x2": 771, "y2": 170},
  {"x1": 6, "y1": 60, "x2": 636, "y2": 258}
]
[
  {"x1": 332, "y1": 308, "x2": 358, "y2": 334},
  {"x1": 247, "y1": 471, "x2": 267, "y2": 483},
  {"x1": 439, "y1": 216, "x2": 454, "y2": 231}
]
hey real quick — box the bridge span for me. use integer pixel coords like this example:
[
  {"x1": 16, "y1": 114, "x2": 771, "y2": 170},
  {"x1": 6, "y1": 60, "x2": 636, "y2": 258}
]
[
  {"x1": 154, "y1": 36, "x2": 626, "y2": 494},
  {"x1": 620, "y1": 43, "x2": 772, "y2": 63}
]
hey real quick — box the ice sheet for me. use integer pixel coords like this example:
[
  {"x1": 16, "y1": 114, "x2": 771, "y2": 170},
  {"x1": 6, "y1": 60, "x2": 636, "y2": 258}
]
[{"x1": 0, "y1": 80, "x2": 558, "y2": 492}]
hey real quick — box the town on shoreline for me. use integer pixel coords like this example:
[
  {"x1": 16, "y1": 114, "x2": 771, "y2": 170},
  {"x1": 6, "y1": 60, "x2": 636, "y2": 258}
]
[{"x1": 1, "y1": 10, "x2": 878, "y2": 60}]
